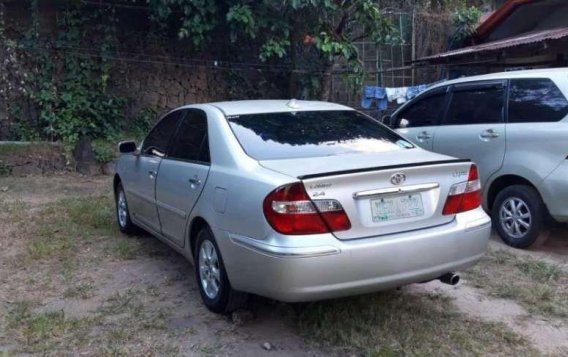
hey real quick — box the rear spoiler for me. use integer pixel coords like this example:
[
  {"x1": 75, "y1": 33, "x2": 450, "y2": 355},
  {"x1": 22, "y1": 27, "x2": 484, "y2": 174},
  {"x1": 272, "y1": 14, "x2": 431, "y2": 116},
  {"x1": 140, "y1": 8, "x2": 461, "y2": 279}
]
[{"x1": 297, "y1": 159, "x2": 472, "y2": 180}]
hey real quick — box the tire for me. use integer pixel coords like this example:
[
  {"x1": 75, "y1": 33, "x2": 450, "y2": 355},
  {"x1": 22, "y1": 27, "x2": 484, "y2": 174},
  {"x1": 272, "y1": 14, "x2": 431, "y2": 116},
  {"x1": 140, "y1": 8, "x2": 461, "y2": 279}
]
[
  {"x1": 115, "y1": 182, "x2": 137, "y2": 235},
  {"x1": 194, "y1": 227, "x2": 247, "y2": 314},
  {"x1": 492, "y1": 185, "x2": 549, "y2": 249}
]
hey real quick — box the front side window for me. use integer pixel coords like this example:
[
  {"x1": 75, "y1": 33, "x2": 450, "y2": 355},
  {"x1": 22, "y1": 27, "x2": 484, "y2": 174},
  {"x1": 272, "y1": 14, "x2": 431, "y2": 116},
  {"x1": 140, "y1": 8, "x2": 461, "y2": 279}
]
[
  {"x1": 445, "y1": 85, "x2": 504, "y2": 125},
  {"x1": 227, "y1": 110, "x2": 414, "y2": 160},
  {"x1": 168, "y1": 109, "x2": 210, "y2": 163},
  {"x1": 508, "y1": 79, "x2": 568, "y2": 123},
  {"x1": 142, "y1": 111, "x2": 182, "y2": 156},
  {"x1": 396, "y1": 92, "x2": 446, "y2": 128}
]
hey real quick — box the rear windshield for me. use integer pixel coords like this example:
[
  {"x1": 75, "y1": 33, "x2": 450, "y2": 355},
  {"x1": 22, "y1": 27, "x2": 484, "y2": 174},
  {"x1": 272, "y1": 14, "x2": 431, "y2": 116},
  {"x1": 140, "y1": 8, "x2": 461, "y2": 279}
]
[{"x1": 227, "y1": 110, "x2": 414, "y2": 160}]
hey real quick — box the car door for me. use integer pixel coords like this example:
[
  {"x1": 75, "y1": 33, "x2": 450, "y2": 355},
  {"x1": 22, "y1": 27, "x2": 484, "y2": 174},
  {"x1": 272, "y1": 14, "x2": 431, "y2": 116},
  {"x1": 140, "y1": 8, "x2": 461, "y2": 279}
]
[
  {"x1": 432, "y1": 81, "x2": 506, "y2": 186},
  {"x1": 128, "y1": 110, "x2": 183, "y2": 232},
  {"x1": 155, "y1": 109, "x2": 211, "y2": 246},
  {"x1": 393, "y1": 87, "x2": 448, "y2": 151}
]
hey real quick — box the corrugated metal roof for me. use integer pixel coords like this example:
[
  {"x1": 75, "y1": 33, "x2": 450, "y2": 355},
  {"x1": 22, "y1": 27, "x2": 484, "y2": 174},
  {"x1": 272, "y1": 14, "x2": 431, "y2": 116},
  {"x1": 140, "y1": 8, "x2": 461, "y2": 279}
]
[
  {"x1": 475, "y1": 0, "x2": 539, "y2": 40},
  {"x1": 415, "y1": 27, "x2": 568, "y2": 63}
]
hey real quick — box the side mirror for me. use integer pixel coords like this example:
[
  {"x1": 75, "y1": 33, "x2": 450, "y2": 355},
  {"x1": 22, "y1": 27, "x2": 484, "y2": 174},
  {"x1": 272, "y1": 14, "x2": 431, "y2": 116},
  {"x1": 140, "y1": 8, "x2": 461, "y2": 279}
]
[{"x1": 118, "y1": 141, "x2": 137, "y2": 154}]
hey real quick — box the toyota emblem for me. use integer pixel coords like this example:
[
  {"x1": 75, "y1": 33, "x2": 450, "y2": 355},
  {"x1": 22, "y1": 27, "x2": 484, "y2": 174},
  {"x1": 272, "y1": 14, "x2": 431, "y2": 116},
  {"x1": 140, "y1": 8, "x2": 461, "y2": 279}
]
[{"x1": 390, "y1": 173, "x2": 406, "y2": 185}]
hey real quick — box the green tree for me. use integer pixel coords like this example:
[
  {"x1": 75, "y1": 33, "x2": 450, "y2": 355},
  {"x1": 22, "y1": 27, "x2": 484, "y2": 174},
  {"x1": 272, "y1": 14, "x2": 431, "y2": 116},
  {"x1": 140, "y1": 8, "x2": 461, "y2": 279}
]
[{"x1": 145, "y1": 0, "x2": 396, "y2": 99}]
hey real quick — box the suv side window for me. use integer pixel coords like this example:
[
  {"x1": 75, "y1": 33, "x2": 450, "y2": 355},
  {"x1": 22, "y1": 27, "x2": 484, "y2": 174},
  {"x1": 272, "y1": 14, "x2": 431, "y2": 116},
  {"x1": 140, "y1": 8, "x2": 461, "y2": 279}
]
[
  {"x1": 508, "y1": 78, "x2": 568, "y2": 123},
  {"x1": 445, "y1": 84, "x2": 504, "y2": 125},
  {"x1": 395, "y1": 90, "x2": 447, "y2": 128},
  {"x1": 168, "y1": 109, "x2": 210, "y2": 164},
  {"x1": 141, "y1": 111, "x2": 182, "y2": 157}
]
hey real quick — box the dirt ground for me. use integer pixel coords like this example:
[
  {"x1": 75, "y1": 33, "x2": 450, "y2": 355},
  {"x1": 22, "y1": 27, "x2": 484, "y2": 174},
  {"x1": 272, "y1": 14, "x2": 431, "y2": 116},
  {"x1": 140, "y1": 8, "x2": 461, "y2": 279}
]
[{"x1": 1, "y1": 174, "x2": 567, "y2": 356}]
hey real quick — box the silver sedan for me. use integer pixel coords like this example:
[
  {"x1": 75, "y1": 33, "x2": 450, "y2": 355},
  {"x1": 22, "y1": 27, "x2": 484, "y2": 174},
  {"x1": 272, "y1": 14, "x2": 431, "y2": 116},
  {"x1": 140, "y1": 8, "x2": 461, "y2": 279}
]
[{"x1": 114, "y1": 100, "x2": 491, "y2": 313}]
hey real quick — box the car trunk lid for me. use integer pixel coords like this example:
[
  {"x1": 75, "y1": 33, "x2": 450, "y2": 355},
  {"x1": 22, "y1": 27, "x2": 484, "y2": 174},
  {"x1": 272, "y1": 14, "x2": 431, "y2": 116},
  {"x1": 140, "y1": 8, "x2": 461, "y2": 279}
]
[{"x1": 260, "y1": 150, "x2": 473, "y2": 239}]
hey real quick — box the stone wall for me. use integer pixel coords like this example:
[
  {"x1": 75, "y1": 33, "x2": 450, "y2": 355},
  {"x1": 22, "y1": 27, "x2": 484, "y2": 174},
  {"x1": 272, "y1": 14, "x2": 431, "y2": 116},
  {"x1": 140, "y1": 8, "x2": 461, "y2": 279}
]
[
  {"x1": 0, "y1": 1, "x2": 231, "y2": 139},
  {"x1": 0, "y1": 142, "x2": 67, "y2": 176},
  {"x1": 113, "y1": 62, "x2": 227, "y2": 119}
]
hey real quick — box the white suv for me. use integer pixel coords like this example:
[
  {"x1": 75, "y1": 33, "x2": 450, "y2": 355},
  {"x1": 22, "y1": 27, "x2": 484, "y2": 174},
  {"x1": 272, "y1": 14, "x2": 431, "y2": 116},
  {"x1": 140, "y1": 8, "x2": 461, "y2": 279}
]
[{"x1": 390, "y1": 68, "x2": 568, "y2": 248}]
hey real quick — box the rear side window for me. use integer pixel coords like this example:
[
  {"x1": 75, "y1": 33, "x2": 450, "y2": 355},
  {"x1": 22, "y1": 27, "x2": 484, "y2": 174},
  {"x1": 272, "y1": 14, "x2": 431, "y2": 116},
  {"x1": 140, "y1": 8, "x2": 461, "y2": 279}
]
[
  {"x1": 396, "y1": 92, "x2": 446, "y2": 128},
  {"x1": 445, "y1": 85, "x2": 504, "y2": 125},
  {"x1": 508, "y1": 79, "x2": 568, "y2": 123},
  {"x1": 228, "y1": 110, "x2": 414, "y2": 160},
  {"x1": 168, "y1": 109, "x2": 210, "y2": 163},
  {"x1": 142, "y1": 111, "x2": 182, "y2": 156}
]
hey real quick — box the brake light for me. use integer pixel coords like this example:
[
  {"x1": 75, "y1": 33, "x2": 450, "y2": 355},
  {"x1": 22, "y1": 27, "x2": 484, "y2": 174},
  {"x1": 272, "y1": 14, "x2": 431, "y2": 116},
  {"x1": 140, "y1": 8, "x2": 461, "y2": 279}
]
[
  {"x1": 442, "y1": 165, "x2": 482, "y2": 215},
  {"x1": 263, "y1": 182, "x2": 351, "y2": 235}
]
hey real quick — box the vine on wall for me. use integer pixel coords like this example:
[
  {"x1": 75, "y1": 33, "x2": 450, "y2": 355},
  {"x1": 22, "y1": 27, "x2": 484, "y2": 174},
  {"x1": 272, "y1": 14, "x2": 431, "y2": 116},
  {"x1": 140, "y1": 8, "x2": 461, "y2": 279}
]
[{"x1": 7, "y1": 1, "x2": 129, "y2": 148}]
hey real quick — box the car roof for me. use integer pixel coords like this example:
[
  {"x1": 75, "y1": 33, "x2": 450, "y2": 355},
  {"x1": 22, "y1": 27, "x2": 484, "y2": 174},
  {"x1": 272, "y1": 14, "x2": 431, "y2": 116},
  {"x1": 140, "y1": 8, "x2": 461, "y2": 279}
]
[
  {"x1": 429, "y1": 68, "x2": 568, "y2": 91},
  {"x1": 194, "y1": 100, "x2": 353, "y2": 116}
]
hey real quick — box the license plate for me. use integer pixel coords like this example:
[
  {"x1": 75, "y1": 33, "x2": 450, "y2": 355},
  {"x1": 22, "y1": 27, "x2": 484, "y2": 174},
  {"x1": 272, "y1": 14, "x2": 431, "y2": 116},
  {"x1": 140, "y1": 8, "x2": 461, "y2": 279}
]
[{"x1": 370, "y1": 194, "x2": 424, "y2": 222}]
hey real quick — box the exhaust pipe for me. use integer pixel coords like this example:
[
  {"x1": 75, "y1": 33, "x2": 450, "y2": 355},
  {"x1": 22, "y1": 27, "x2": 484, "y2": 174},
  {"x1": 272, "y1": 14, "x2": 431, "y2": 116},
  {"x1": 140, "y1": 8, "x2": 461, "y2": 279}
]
[{"x1": 439, "y1": 272, "x2": 460, "y2": 286}]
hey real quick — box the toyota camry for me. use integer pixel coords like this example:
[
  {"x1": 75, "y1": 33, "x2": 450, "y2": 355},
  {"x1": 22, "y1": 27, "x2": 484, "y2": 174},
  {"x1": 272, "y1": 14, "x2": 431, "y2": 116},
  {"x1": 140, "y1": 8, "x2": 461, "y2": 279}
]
[{"x1": 114, "y1": 100, "x2": 491, "y2": 313}]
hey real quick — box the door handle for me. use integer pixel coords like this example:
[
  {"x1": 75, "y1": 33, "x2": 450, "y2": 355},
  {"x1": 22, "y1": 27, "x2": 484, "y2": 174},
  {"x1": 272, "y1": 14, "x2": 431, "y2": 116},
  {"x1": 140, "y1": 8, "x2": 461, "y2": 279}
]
[
  {"x1": 189, "y1": 177, "x2": 202, "y2": 188},
  {"x1": 416, "y1": 131, "x2": 432, "y2": 141},
  {"x1": 479, "y1": 129, "x2": 500, "y2": 140},
  {"x1": 148, "y1": 170, "x2": 157, "y2": 179}
]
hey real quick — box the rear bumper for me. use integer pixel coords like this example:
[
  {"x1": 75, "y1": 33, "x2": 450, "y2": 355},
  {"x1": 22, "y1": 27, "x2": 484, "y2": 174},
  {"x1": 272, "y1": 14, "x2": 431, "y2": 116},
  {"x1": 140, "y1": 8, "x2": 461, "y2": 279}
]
[
  {"x1": 540, "y1": 161, "x2": 568, "y2": 222},
  {"x1": 214, "y1": 208, "x2": 491, "y2": 302}
]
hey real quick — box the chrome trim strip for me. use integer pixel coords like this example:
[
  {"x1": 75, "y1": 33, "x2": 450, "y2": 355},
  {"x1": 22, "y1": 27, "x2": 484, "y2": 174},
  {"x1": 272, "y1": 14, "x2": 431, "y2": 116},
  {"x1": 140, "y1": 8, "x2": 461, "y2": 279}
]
[
  {"x1": 353, "y1": 183, "x2": 440, "y2": 199},
  {"x1": 229, "y1": 234, "x2": 340, "y2": 258}
]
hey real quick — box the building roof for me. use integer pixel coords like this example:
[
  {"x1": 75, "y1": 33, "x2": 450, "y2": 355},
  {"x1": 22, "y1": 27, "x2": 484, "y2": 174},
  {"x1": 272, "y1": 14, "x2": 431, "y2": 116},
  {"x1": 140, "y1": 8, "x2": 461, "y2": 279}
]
[
  {"x1": 475, "y1": 0, "x2": 540, "y2": 40},
  {"x1": 414, "y1": 27, "x2": 568, "y2": 64}
]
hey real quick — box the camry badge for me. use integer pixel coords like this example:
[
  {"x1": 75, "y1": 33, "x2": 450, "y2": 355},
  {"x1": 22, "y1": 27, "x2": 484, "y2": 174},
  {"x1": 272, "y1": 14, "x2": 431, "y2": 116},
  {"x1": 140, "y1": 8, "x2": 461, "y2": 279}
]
[{"x1": 390, "y1": 173, "x2": 406, "y2": 186}]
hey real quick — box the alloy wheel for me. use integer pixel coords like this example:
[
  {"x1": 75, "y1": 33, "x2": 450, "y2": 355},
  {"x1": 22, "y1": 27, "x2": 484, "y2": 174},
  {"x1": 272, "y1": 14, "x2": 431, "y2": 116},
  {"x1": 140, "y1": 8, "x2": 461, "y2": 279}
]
[
  {"x1": 499, "y1": 197, "x2": 532, "y2": 239},
  {"x1": 198, "y1": 240, "x2": 221, "y2": 299},
  {"x1": 117, "y1": 190, "x2": 128, "y2": 228}
]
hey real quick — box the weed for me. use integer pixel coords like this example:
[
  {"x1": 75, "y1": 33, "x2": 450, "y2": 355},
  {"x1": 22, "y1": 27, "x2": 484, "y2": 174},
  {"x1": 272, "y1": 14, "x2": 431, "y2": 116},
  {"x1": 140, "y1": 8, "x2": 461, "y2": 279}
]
[
  {"x1": 99, "y1": 289, "x2": 143, "y2": 316},
  {"x1": 288, "y1": 291, "x2": 537, "y2": 356},
  {"x1": 466, "y1": 248, "x2": 568, "y2": 318},
  {"x1": 64, "y1": 282, "x2": 95, "y2": 299},
  {"x1": 6, "y1": 301, "x2": 91, "y2": 353},
  {"x1": 109, "y1": 238, "x2": 139, "y2": 260}
]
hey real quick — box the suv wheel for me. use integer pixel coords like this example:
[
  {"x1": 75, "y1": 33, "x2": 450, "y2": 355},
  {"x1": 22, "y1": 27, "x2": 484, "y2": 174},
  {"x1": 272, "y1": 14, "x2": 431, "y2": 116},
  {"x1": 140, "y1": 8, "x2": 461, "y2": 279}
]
[
  {"x1": 194, "y1": 227, "x2": 247, "y2": 313},
  {"x1": 492, "y1": 185, "x2": 549, "y2": 248}
]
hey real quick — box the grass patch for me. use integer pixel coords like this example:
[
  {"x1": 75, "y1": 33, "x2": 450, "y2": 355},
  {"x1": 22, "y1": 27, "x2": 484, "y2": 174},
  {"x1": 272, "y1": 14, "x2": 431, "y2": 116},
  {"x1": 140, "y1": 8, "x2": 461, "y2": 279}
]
[
  {"x1": 64, "y1": 282, "x2": 96, "y2": 299},
  {"x1": 466, "y1": 248, "x2": 568, "y2": 318},
  {"x1": 5, "y1": 301, "x2": 91, "y2": 353},
  {"x1": 287, "y1": 291, "x2": 537, "y2": 356},
  {"x1": 22, "y1": 195, "x2": 126, "y2": 260},
  {"x1": 0, "y1": 199, "x2": 29, "y2": 218},
  {"x1": 107, "y1": 238, "x2": 139, "y2": 260}
]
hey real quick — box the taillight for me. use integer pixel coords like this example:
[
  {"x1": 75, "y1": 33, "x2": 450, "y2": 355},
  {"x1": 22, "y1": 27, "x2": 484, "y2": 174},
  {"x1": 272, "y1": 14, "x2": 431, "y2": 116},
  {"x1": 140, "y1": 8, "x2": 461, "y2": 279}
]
[
  {"x1": 442, "y1": 165, "x2": 482, "y2": 215},
  {"x1": 263, "y1": 182, "x2": 351, "y2": 235}
]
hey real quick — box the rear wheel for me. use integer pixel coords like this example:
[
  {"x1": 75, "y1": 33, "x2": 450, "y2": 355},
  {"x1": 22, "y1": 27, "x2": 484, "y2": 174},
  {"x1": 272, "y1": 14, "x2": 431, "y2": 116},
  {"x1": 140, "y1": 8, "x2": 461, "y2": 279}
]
[
  {"x1": 115, "y1": 183, "x2": 137, "y2": 234},
  {"x1": 194, "y1": 227, "x2": 247, "y2": 313},
  {"x1": 492, "y1": 185, "x2": 549, "y2": 249}
]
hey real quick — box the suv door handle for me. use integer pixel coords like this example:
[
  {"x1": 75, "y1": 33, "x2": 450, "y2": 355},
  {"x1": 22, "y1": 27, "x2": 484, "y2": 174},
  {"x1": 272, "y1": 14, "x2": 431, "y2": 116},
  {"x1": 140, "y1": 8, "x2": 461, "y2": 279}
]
[
  {"x1": 480, "y1": 129, "x2": 500, "y2": 140},
  {"x1": 148, "y1": 170, "x2": 157, "y2": 179},
  {"x1": 416, "y1": 131, "x2": 432, "y2": 141}
]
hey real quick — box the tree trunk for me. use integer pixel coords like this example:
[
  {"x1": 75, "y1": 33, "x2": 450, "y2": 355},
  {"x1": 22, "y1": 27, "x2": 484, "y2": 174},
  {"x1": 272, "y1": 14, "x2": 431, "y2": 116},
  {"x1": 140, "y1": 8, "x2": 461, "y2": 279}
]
[
  {"x1": 288, "y1": 21, "x2": 299, "y2": 98},
  {"x1": 319, "y1": 65, "x2": 333, "y2": 101}
]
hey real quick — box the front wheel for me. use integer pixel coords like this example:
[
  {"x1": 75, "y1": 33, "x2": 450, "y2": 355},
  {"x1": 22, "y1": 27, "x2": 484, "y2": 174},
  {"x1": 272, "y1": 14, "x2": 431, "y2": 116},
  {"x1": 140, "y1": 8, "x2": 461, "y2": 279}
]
[
  {"x1": 492, "y1": 185, "x2": 549, "y2": 249},
  {"x1": 115, "y1": 183, "x2": 137, "y2": 234},
  {"x1": 194, "y1": 227, "x2": 247, "y2": 313}
]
